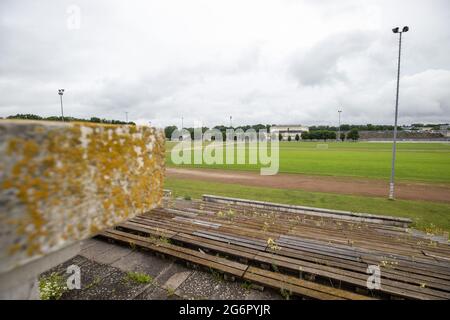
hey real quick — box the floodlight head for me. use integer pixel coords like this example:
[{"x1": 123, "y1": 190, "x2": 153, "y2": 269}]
[
  {"x1": 402, "y1": 26, "x2": 409, "y2": 32},
  {"x1": 58, "y1": 89, "x2": 64, "y2": 95},
  {"x1": 392, "y1": 27, "x2": 400, "y2": 33}
]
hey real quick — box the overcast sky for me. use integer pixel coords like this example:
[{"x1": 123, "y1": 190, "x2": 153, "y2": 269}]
[{"x1": 1, "y1": 0, "x2": 449, "y2": 127}]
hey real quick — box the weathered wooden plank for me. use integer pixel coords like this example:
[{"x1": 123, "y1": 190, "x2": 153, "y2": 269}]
[
  {"x1": 118, "y1": 221, "x2": 178, "y2": 239},
  {"x1": 244, "y1": 266, "x2": 373, "y2": 300},
  {"x1": 193, "y1": 231, "x2": 267, "y2": 251},
  {"x1": 165, "y1": 208, "x2": 198, "y2": 218},
  {"x1": 202, "y1": 195, "x2": 412, "y2": 227},
  {"x1": 124, "y1": 217, "x2": 450, "y2": 293},
  {"x1": 279, "y1": 235, "x2": 450, "y2": 272},
  {"x1": 109, "y1": 198, "x2": 450, "y2": 300},
  {"x1": 255, "y1": 252, "x2": 450, "y2": 300},
  {"x1": 172, "y1": 216, "x2": 222, "y2": 229},
  {"x1": 99, "y1": 229, "x2": 247, "y2": 277},
  {"x1": 243, "y1": 272, "x2": 342, "y2": 300},
  {"x1": 172, "y1": 233, "x2": 259, "y2": 261}
]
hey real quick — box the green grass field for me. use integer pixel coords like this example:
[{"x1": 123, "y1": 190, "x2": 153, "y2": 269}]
[
  {"x1": 166, "y1": 141, "x2": 450, "y2": 183},
  {"x1": 165, "y1": 141, "x2": 450, "y2": 233}
]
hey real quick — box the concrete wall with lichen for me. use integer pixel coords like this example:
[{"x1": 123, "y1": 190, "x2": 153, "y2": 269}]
[{"x1": 0, "y1": 120, "x2": 165, "y2": 273}]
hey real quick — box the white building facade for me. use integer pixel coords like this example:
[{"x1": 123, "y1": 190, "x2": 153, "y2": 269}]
[{"x1": 270, "y1": 125, "x2": 309, "y2": 141}]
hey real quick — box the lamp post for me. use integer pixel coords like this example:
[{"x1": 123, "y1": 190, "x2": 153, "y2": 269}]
[
  {"x1": 58, "y1": 89, "x2": 65, "y2": 121},
  {"x1": 389, "y1": 26, "x2": 409, "y2": 200},
  {"x1": 125, "y1": 112, "x2": 128, "y2": 123},
  {"x1": 338, "y1": 110, "x2": 342, "y2": 142},
  {"x1": 230, "y1": 116, "x2": 232, "y2": 128}
]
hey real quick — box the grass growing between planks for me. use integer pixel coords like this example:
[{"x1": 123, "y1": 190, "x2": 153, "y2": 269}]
[{"x1": 165, "y1": 177, "x2": 450, "y2": 234}]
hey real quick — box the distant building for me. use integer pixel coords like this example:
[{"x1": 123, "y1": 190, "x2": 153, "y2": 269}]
[
  {"x1": 270, "y1": 125, "x2": 309, "y2": 141},
  {"x1": 419, "y1": 127, "x2": 434, "y2": 132},
  {"x1": 440, "y1": 124, "x2": 449, "y2": 137},
  {"x1": 401, "y1": 125, "x2": 414, "y2": 132}
]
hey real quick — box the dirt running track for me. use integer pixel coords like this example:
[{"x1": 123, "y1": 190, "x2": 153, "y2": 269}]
[{"x1": 166, "y1": 168, "x2": 450, "y2": 203}]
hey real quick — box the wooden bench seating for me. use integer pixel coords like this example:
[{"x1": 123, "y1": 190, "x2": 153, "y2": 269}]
[
  {"x1": 110, "y1": 219, "x2": 450, "y2": 300},
  {"x1": 97, "y1": 199, "x2": 450, "y2": 300},
  {"x1": 98, "y1": 228, "x2": 371, "y2": 300}
]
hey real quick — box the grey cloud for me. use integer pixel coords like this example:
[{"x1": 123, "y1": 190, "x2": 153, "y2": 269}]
[
  {"x1": 0, "y1": 0, "x2": 449, "y2": 127},
  {"x1": 400, "y1": 69, "x2": 450, "y2": 119},
  {"x1": 290, "y1": 31, "x2": 376, "y2": 86}
]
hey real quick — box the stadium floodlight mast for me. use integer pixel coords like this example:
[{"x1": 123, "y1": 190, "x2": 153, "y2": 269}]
[
  {"x1": 389, "y1": 26, "x2": 409, "y2": 200},
  {"x1": 58, "y1": 89, "x2": 65, "y2": 121},
  {"x1": 337, "y1": 110, "x2": 342, "y2": 142},
  {"x1": 125, "y1": 111, "x2": 128, "y2": 123}
]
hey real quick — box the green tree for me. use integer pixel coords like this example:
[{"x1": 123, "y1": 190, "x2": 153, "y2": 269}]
[
  {"x1": 340, "y1": 132, "x2": 345, "y2": 141},
  {"x1": 347, "y1": 128, "x2": 360, "y2": 141},
  {"x1": 326, "y1": 131, "x2": 336, "y2": 140},
  {"x1": 288, "y1": 135, "x2": 292, "y2": 142},
  {"x1": 295, "y1": 134, "x2": 300, "y2": 141},
  {"x1": 164, "y1": 126, "x2": 178, "y2": 140},
  {"x1": 7, "y1": 114, "x2": 42, "y2": 120},
  {"x1": 301, "y1": 132, "x2": 309, "y2": 140}
]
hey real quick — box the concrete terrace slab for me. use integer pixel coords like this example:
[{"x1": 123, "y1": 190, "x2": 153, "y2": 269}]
[
  {"x1": 77, "y1": 269, "x2": 148, "y2": 300},
  {"x1": 136, "y1": 285, "x2": 182, "y2": 300},
  {"x1": 176, "y1": 270, "x2": 249, "y2": 300},
  {"x1": 91, "y1": 244, "x2": 133, "y2": 265},
  {"x1": 55, "y1": 258, "x2": 118, "y2": 300},
  {"x1": 111, "y1": 250, "x2": 169, "y2": 278},
  {"x1": 40, "y1": 237, "x2": 283, "y2": 300},
  {"x1": 163, "y1": 271, "x2": 192, "y2": 291},
  {"x1": 79, "y1": 238, "x2": 118, "y2": 260},
  {"x1": 153, "y1": 261, "x2": 193, "y2": 287}
]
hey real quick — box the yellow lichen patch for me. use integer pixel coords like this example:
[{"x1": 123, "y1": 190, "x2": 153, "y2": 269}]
[
  {"x1": 1, "y1": 179, "x2": 13, "y2": 189},
  {"x1": 7, "y1": 138, "x2": 20, "y2": 155},
  {"x1": 0, "y1": 121, "x2": 165, "y2": 273},
  {"x1": 8, "y1": 244, "x2": 22, "y2": 256}
]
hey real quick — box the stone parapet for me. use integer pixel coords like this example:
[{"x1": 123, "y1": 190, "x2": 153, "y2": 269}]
[{"x1": 0, "y1": 120, "x2": 165, "y2": 275}]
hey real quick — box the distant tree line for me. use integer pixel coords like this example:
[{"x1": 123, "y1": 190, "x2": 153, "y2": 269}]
[
  {"x1": 164, "y1": 123, "x2": 416, "y2": 140},
  {"x1": 300, "y1": 129, "x2": 359, "y2": 141},
  {"x1": 6, "y1": 114, "x2": 135, "y2": 125},
  {"x1": 409, "y1": 123, "x2": 447, "y2": 130},
  {"x1": 308, "y1": 124, "x2": 401, "y2": 131},
  {"x1": 300, "y1": 130, "x2": 336, "y2": 141}
]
